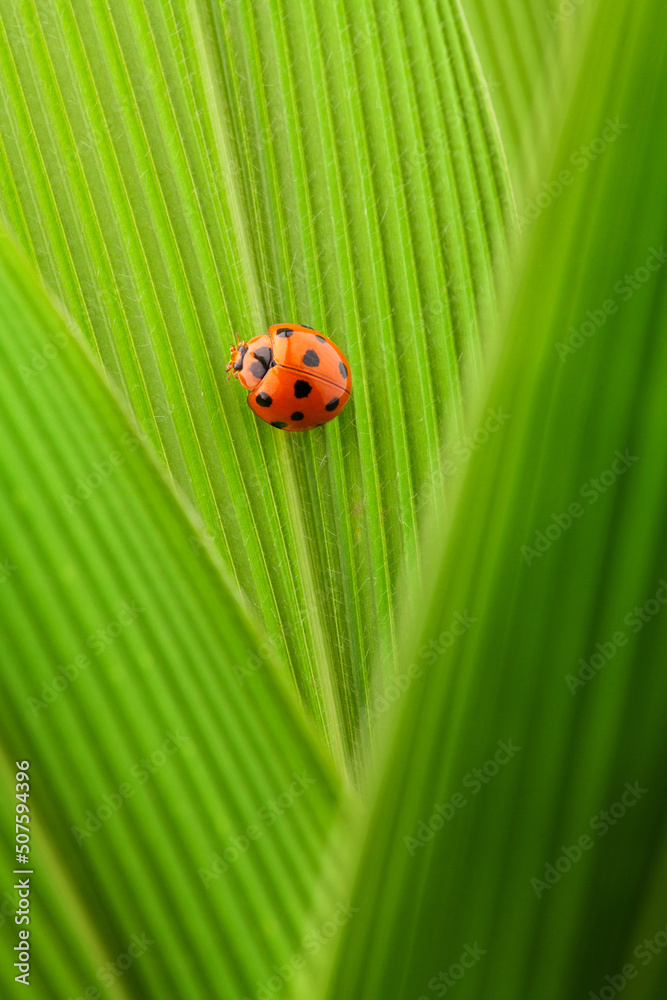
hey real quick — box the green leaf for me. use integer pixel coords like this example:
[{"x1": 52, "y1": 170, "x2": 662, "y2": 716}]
[
  {"x1": 0, "y1": 235, "x2": 340, "y2": 999},
  {"x1": 309, "y1": 1, "x2": 667, "y2": 996},
  {"x1": 0, "y1": 0, "x2": 514, "y2": 771}
]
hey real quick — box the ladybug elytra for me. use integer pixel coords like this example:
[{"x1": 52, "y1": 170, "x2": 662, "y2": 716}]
[{"x1": 227, "y1": 323, "x2": 352, "y2": 431}]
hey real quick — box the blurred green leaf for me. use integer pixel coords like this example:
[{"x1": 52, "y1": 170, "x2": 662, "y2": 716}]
[
  {"x1": 308, "y1": 1, "x2": 667, "y2": 997},
  {"x1": 461, "y1": 0, "x2": 557, "y2": 190},
  {"x1": 461, "y1": 0, "x2": 596, "y2": 198}
]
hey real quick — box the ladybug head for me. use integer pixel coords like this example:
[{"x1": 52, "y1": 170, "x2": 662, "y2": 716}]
[
  {"x1": 227, "y1": 333, "x2": 275, "y2": 391},
  {"x1": 226, "y1": 340, "x2": 249, "y2": 381}
]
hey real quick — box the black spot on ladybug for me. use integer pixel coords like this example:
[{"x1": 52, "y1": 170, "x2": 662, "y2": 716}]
[
  {"x1": 302, "y1": 349, "x2": 320, "y2": 367},
  {"x1": 325, "y1": 397, "x2": 339, "y2": 411},
  {"x1": 339, "y1": 361, "x2": 347, "y2": 379},
  {"x1": 253, "y1": 345, "x2": 272, "y2": 365},
  {"x1": 315, "y1": 334, "x2": 325, "y2": 342},
  {"x1": 276, "y1": 327, "x2": 293, "y2": 337},
  {"x1": 291, "y1": 411, "x2": 304, "y2": 421},
  {"x1": 294, "y1": 380, "x2": 312, "y2": 398},
  {"x1": 251, "y1": 346, "x2": 274, "y2": 378},
  {"x1": 271, "y1": 421, "x2": 287, "y2": 428},
  {"x1": 256, "y1": 392, "x2": 272, "y2": 407},
  {"x1": 233, "y1": 344, "x2": 248, "y2": 371}
]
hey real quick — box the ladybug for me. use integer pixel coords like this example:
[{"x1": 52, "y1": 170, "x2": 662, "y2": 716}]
[{"x1": 227, "y1": 323, "x2": 352, "y2": 431}]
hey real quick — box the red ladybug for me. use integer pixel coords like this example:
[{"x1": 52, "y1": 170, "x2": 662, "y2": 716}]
[{"x1": 227, "y1": 323, "x2": 352, "y2": 431}]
